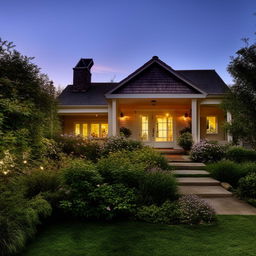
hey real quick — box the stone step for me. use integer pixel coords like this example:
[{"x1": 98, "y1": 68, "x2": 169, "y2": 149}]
[
  {"x1": 178, "y1": 185, "x2": 232, "y2": 198},
  {"x1": 155, "y1": 149, "x2": 185, "y2": 155},
  {"x1": 173, "y1": 170, "x2": 210, "y2": 176},
  {"x1": 165, "y1": 155, "x2": 192, "y2": 163},
  {"x1": 177, "y1": 177, "x2": 219, "y2": 186},
  {"x1": 170, "y1": 162, "x2": 206, "y2": 170}
]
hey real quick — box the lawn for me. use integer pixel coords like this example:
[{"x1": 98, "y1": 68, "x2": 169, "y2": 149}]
[{"x1": 19, "y1": 216, "x2": 256, "y2": 256}]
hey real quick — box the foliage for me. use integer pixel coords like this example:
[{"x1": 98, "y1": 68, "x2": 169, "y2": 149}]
[
  {"x1": 178, "y1": 132, "x2": 193, "y2": 151},
  {"x1": 0, "y1": 181, "x2": 52, "y2": 256},
  {"x1": 222, "y1": 39, "x2": 256, "y2": 148},
  {"x1": 102, "y1": 136, "x2": 143, "y2": 155},
  {"x1": 190, "y1": 140, "x2": 225, "y2": 163},
  {"x1": 55, "y1": 135, "x2": 103, "y2": 162},
  {"x1": 238, "y1": 173, "x2": 256, "y2": 199},
  {"x1": 136, "y1": 201, "x2": 180, "y2": 224},
  {"x1": 120, "y1": 127, "x2": 132, "y2": 138},
  {"x1": 179, "y1": 126, "x2": 191, "y2": 134},
  {"x1": 178, "y1": 195, "x2": 216, "y2": 224},
  {"x1": 139, "y1": 169, "x2": 177, "y2": 205},
  {"x1": 226, "y1": 146, "x2": 256, "y2": 163},
  {"x1": 206, "y1": 160, "x2": 254, "y2": 188}
]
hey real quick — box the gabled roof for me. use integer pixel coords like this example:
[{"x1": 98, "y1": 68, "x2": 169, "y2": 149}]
[{"x1": 106, "y1": 56, "x2": 207, "y2": 96}]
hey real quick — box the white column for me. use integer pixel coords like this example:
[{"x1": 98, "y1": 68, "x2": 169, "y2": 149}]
[
  {"x1": 227, "y1": 111, "x2": 233, "y2": 142},
  {"x1": 197, "y1": 102, "x2": 200, "y2": 142},
  {"x1": 191, "y1": 99, "x2": 198, "y2": 143},
  {"x1": 112, "y1": 99, "x2": 117, "y2": 136},
  {"x1": 108, "y1": 101, "x2": 112, "y2": 137}
]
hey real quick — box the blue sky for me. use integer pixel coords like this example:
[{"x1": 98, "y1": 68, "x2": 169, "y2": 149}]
[{"x1": 1, "y1": 0, "x2": 255, "y2": 88}]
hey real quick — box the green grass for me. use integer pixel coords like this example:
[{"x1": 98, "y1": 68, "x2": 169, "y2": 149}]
[{"x1": 19, "y1": 216, "x2": 256, "y2": 256}]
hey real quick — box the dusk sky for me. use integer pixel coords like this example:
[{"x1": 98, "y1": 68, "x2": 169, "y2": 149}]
[{"x1": 1, "y1": 0, "x2": 255, "y2": 88}]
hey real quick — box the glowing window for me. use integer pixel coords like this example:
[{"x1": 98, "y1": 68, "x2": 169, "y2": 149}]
[
  {"x1": 82, "y1": 124, "x2": 88, "y2": 137},
  {"x1": 75, "y1": 123, "x2": 80, "y2": 135},
  {"x1": 101, "y1": 124, "x2": 108, "y2": 138},
  {"x1": 141, "y1": 115, "x2": 149, "y2": 141},
  {"x1": 91, "y1": 124, "x2": 100, "y2": 138},
  {"x1": 155, "y1": 116, "x2": 173, "y2": 142},
  {"x1": 206, "y1": 116, "x2": 218, "y2": 134}
]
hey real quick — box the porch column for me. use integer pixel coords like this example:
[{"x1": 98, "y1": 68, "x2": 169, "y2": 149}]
[
  {"x1": 112, "y1": 99, "x2": 117, "y2": 136},
  {"x1": 191, "y1": 99, "x2": 198, "y2": 143},
  {"x1": 108, "y1": 101, "x2": 112, "y2": 137},
  {"x1": 227, "y1": 111, "x2": 233, "y2": 142},
  {"x1": 197, "y1": 101, "x2": 200, "y2": 142}
]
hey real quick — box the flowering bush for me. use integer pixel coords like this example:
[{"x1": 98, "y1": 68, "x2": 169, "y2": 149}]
[
  {"x1": 190, "y1": 140, "x2": 225, "y2": 163},
  {"x1": 178, "y1": 132, "x2": 193, "y2": 151},
  {"x1": 178, "y1": 195, "x2": 216, "y2": 224}
]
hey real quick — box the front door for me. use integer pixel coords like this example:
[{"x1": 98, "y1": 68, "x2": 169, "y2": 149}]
[{"x1": 139, "y1": 112, "x2": 174, "y2": 148}]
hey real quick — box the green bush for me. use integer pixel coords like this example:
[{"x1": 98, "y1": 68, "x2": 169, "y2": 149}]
[
  {"x1": 207, "y1": 160, "x2": 245, "y2": 187},
  {"x1": 96, "y1": 152, "x2": 145, "y2": 188},
  {"x1": 178, "y1": 132, "x2": 193, "y2": 151},
  {"x1": 102, "y1": 136, "x2": 143, "y2": 155},
  {"x1": 226, "y1": 146, "x2": 256, "y2": 163},
  {"x1": 139, "y1": 169, "x2": 177, "y2": 205},
  {"x1": 178, "y1": 195, "x2": 216, "y2": 224},
  {"x1": 190, "y1": 141, "x2": 225, "y2": 163},
  {"x1": 128, "y1": 147, "x2": 171, "y2": 171},
  {"x1": 238, "y1": 173, "x2": 256, "y2": 199},
  {"x1": 120, "y1": 127, "x2": 132, "y2": 138},
  {"x1": 136, "y1": 201, "x2": 180, "y2": 224},
  {"x1": 0, "y1": 182, "x2": 52, "y2": 256}
]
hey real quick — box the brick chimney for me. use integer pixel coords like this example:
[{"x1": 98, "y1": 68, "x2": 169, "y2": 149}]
[{"x1": 73, "y1": 58, "x2": 94, "y2": 91}]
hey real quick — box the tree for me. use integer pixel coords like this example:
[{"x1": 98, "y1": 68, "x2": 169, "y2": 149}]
[
  {"x1": 0, "y1": 38, "x2": 59, "y2": 159},
  {"x1": 222, "y1": 39, "x2": 256, "y2": 148}
]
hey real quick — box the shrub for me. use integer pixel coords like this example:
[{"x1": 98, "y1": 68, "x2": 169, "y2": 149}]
[
  {"x1": 128, "y1": 147, "x2": 171, "y2": 171},
  {"x1": 238, "y1": 173, "x2": 256, "y2": 199},
  {"x1": 226, "y1": 146, "x2": 256, "y2": 163},
  {"x1": 190, "y1": 140, "x2": 225, "y2": 163},
  {"x1": 180, "y1": 127, "x2": 191, "y2": 134},
  {"x1": 55, "y1": 135, "x2": 103, "y2": 162},
  {"x1": 96, "y1": 152, "x2": 145, "y2": 188},
  {"x1": 178, "y1": 132, "x2": 193, "y2": 151},
  {"x1": 178, "y1": 195, "x2": 216, "y2": 224},
  {"x1": 120, "y1": 127, "x2": 132, "y2": 138},
  {"x1": 102, "y1": 136, "x2": 143, "y2": 155},
  {"x1": 136, "y1": 201, "x2": 180, "y2": 224},
  {"x1": 139, "y1": 169, "x2": 177, "y2": 205}
]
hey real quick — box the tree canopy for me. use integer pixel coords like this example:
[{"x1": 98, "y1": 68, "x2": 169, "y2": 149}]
[
  {"x1": 223, "y1": 39, "x2": 256, "y2": 148},
  {"x1": 0, "y1": 39, "x2": 59, "y2": 159}
]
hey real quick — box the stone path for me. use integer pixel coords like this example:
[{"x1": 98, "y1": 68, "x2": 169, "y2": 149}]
[{"x1": 160, "y1": 150, "x2": 256, "y2": 215}]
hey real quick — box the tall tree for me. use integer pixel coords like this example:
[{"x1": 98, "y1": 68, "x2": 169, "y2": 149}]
[
  {"x1": 223, "y1": 39, "x2": 256, "y2": 148},
  {"x1": 0, "y1": 39, "x2": 59, "y2": 159}
]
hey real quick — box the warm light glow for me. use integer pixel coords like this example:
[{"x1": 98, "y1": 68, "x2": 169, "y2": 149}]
[
  {"x1": 91, "y1": 124, "x2": 100, "y2": 137},
  {"x1": 155, "y1": 115, "x2": 173, "y2": 142},
  {"x1": 141, "y1": 115, "x2": 149, "y2": 141},
  {"x1": 82, "y1": 124, "x2": 88, "y2": 137},
  {"x1": 101, "y1": 124, "x2": 108, "y2": 138},
  {"x1": 206, "y1": 116, "x2": 218, "y2": 134},
  {"x1": 75, "y1": 123, "x2": 80, "y2": 135},
  {"x1": 166, "y1": 113, "x2": 169, "y2": 117},
  {"x1": 119, "y1": 115, "x2": 129, "y2": 121},
  {"x1": 40, "y1": 166, "x2": 44, "y2": 170}
]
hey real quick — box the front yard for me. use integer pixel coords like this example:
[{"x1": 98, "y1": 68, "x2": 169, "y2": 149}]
[{"x1": 19, "y1": 216, "x2": 256, "y2": 256}]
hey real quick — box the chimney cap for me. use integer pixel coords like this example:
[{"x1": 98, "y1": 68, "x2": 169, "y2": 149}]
[{"x1": 74, "y1": 58, "x2": 94, "y2": 70}]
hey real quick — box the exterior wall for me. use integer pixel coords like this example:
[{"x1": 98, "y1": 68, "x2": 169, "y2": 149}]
[
  {"x1": 199, "y1": 105, "x2": 226, "y2": 142},
  {"x1": 60, "y1": 114, "x2": 108, "y2": 135}
]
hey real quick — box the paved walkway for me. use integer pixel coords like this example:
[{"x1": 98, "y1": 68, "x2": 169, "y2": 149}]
[{"x1": 160, "y1": 150, "x2": 256, "y2": 215}]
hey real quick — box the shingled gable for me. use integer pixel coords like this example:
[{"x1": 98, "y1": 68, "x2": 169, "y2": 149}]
[{"x1": 106, "y1": 56, "x2": 207, "y2": 97}]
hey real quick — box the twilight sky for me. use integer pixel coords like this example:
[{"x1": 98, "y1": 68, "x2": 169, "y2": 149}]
[{"x1": 1, "y1": 0, "x2": 255, "y2": 88}]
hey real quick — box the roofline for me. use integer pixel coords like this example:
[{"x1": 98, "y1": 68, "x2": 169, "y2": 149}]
[
  {"x1": 58, "y1": 104, "x2": 108, "y2": 108},
  {"x1": 105, "y1": 94, "x2": 206, "y2": 99},
  {"x1": 107, "y1": 57, "x2": 207, "y2": 95}
]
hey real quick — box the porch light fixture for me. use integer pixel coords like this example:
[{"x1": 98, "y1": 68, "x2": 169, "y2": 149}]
[
  {"x1": 151, "y1": 100, "x2": 157, "y2": 106},
  {"x1": 120, "y1": 112, "x2": 124, "y2": 118}
]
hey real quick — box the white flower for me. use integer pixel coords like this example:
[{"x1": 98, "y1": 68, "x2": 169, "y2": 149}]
[
  {"x1": 3, "y1": 170, "x2": 9, "y2": 175},
  {"x1": 23, "y1": 160, "x2": 27, "y2": 164},
  {"x1": 40, "y1": 166, "x2": 44, "y2": 170},
  {"x1": 106, "y1": 206, "x2": 111, "y2": 211}
]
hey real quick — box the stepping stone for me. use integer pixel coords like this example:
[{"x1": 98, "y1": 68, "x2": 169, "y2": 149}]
[
  {"x1": 203, "y1": 197, "x2": 256, "y2": 215},
  {"x1": 173, "y1": 170, "x2": 209, "y2": 176},
  {"x1": 178, "y1": 185, "x2": 232, "y2": 198},
  {"x1": 170, "y1": 162, "x2": 206, "y2": 170},
  {"x1": 177, "y1": 177, "x2": 220, "y2": 186}
]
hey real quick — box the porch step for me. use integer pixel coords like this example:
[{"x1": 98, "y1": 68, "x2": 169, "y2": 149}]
[
  {"x1": 177, "y1": 177, "x2": 219, "y2": 186},
  {"x1": 156, "y1": 148, "x2": 185, "y2": 155},
  {"x1": 178, "y1": 185, "x2": 232, "y2": 198},
  {"x1": 170, "y1": 162, "x2": 206, "y2": 170},
  {"x1": 165, "y1": 155, "x2": 192, "y2": 163},
  {"x1": 173, "y1": 170, "x2": 210, "y2": 177}
]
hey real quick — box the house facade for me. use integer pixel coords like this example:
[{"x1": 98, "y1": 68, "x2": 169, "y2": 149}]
[{"x1": 58, "y1": 56, "x2": 231, "y2": 148}]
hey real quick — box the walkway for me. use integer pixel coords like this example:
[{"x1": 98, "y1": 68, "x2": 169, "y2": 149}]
[{"x1": 159, "y1": 149, "x2": 256, "y2": 215}]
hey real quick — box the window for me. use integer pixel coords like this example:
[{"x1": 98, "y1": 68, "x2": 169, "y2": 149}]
[
  {"x1": 82, "y1": 124, "x2": 88, "y2": 137},
  {"x1": 74, "y1": 123, "x2": 88, "y2": 137},
  {"x1": 141, "y1": 115, "x2": 149, "y2": 141},
  {"x1": 155, "y1": 115, "x2": 173, "y2": 142},
  {"x1": 91, "y1": 124, "x2": 100, "y2": 137},
  {"x1": 206, "y1": 116, "x2": 218, "y2": 134},
  {"x1": 75, "y1": 123, "x2": 80, "y2": 135},
  {"x1": 101, "y1": 124, "x2": 108, "y2": 138}
]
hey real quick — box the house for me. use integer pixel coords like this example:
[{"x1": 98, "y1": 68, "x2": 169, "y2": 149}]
[{"x1": 58, "y1": 56, "x2": 231, "y2": 148}]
